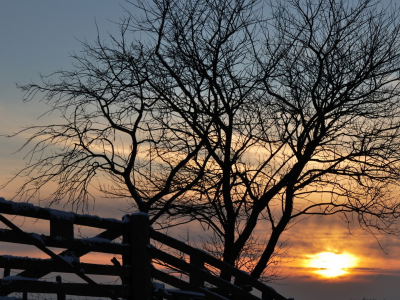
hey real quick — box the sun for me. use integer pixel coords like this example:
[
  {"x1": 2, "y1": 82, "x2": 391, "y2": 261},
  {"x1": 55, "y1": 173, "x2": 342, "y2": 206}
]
[{"x1": 306, "y1": 252, "x2": 357, "y2": 278}]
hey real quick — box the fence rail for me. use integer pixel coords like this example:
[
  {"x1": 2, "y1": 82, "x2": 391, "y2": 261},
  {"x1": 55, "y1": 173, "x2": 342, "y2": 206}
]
[
  {"x1": 0, "y1": 199, "x2": 127, "y2": 231},
  {"x1": 0, "y1": 198, "x2": 290, "y2": 300},
  {"x1": 0, "y1": 256, "x2": 130, "y2": 277}
]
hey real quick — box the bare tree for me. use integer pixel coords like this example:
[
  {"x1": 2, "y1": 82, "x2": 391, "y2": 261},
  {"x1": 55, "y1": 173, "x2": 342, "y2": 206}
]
[
  {"x1": 8, "y1": 19, "x2": 209, "y2": 218},
  {"x1": 5, "y1": 0, "x2": 400, "y2": 282},
  {"x1": 135, "y1": 0, "x2": 400, "y2": 281}
]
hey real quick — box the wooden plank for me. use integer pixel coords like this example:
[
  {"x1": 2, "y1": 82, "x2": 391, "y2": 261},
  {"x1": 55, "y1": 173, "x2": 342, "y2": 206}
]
[
  {"x1": 73, "y1": 214, "x2": 128, "y2": 233},
  {"x1": 151, "y1": 247, "x2": 261, "y2": 300},
  {"x1": 50, "y1": 218, "x2": 73, "y2": 241},
  {"x1": 190, "y1": 254, "x2": 205, "y2": 287},
  {"x1": 152, "y1": 268, "x2": 229, "y2": 300},
  {"x1": 0, "y1": 280, "x2": 130, "y2": 297},
  {"x1": 262, "y1": 290, "x2": 273, "y2": 300},
  {"x1": 56, "y1": 276, "x2": 66, "y2": 300},
  {"x1": 150, "y1": 229, "x2": 286, "y2": 300},
  {"x1": 0, "y1": 229, "x2": 130, "y2": 255},
  {"x1": 130, "y1": 214, "x2": 152, "y2": 300},
  {"x1": 121, "y1": 215, "x2": 131, "y2": 290},
  {"x1": 0, "y1": 199, "x2": 127, "y2": 232},
  {"x1": 0, "y1": 255, "x2": 130, "y2": 276},
  {"x1": 121, "y1": 214, "x2": 131, "y2": 276}
]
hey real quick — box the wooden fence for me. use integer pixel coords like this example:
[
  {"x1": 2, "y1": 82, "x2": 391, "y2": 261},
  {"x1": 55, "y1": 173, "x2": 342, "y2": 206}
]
[{"x1": 0, "y1": 198, "x2": 290, "y2": 300}]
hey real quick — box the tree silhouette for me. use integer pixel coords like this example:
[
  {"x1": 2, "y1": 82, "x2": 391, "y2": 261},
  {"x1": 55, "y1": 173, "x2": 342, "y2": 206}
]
[{"x1": 6, "y1": 0, "x2": 400, "y2": 281}]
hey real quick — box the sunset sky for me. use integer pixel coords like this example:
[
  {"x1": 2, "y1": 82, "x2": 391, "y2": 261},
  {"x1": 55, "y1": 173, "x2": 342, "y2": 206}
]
[{"x1": 1, "y1": 1, "x2": 400, "y2": 300}]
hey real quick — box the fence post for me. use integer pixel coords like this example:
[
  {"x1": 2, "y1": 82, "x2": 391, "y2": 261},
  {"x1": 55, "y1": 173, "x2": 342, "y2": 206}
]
[
  {"x1": 50, "y1": 217, "x2": 74, "y2": 241},
  {"x1": 130, "y1": 213, "x2": 152, "y2": 300},
  {"x1": 3, "y1": 267, "x2": 10, "y2": 278},
  {"x1": 122, "y1": 214, "x2": 131, "y2": 291},
  {"x1": 262, "y1": 289, "x2": 273, "y2": 300},
  {"x1": 189, "y1": 255, "x2": 205, "y2": 287},
  {"x1": 56, "y1": 275, "x2": 66, "y2": 300}
]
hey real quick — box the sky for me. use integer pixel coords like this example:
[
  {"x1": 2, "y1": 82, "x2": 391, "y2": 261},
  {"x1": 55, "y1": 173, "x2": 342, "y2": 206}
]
[{"x1": 1, "y1": 1, "x2": 400, "y2": 300}]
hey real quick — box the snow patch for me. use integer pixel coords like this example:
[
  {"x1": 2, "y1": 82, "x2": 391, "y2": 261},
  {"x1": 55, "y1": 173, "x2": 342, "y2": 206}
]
[
  {"x1": 266, "y1": 285, "x2": 276, "y2": 292},
  {"x1": 60, "y1": 253, "x2": 78, "y2": 265},
  {"x1": 82, "y1": 237, "x2": 112, "y2": 243},
  {"x1": 131, "y1": 212, "x2": 148, "y2": 217},
  {"x1": 47, "y1": 208, "x2": 74, "y2": 220},
  {"x1": 11, "y1": 202, "x2": 37, "y2": 212},
  {"x1": 167, "y1": 290, "x2": 205, "y2": 297},
  {"x1": 153, "y1": 282, "x2": 165, "y2": 292},
  {"x1": 2, "y1": 276, "x2": 38, "y2": 282},
  {"x1": 1, "y1": 255, "x2": 51, "y2": 261},
  {"x1": 30, "y1": 233, "x2": 44, "y2": 244}
]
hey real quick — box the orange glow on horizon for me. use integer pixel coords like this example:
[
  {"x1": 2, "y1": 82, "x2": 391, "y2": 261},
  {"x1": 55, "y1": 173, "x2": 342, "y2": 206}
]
[{"x1": 305, "y1": 252, "x2": 357, "y2": 278}]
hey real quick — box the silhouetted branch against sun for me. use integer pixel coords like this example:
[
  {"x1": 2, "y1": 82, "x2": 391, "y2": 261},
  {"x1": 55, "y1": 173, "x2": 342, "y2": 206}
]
[{"x1": 6, "y1": 0, "x2": 400, "y2": 281}]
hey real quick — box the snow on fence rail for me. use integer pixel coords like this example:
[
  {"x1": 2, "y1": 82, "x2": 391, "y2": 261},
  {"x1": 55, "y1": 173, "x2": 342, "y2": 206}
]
[{"x1": 0, "y1": 198, "x2": 289, "y2": 300}]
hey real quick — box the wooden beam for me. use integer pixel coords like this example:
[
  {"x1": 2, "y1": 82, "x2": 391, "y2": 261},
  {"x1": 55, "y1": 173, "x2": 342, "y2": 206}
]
[
  {"x1": 0, "y1": 255, "x2": 130, "y2": 276},
  {"x1": 130, "y1": 214, "x2": 152, "y2": 300},
  {"x1": 50, "y1": 217, "x2": 73, "y2": 241},
  {"x1": 56, "y1": 276, "x2": 66, "y2": 300},
  {"x1": 121, "y1": 214, "x2": 131, "y2": 288},
  {"x1": 0, "y1": 199, "x2": 127, "y2": 232},
  {"x1": 0, "y1": 229, "x2": 129, "y2": 255},
  {"x1": 190, "y1": 254, "x2": 205, "y2": 287}
]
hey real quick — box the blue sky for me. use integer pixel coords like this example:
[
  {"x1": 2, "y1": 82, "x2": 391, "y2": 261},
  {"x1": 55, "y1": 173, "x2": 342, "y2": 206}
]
[
  {"x1": 0, "y1": 1, "x2": 130, "y2": 216},
  {"x1": 1, "y1": 2, "x2": 400, "y2": 300}
]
